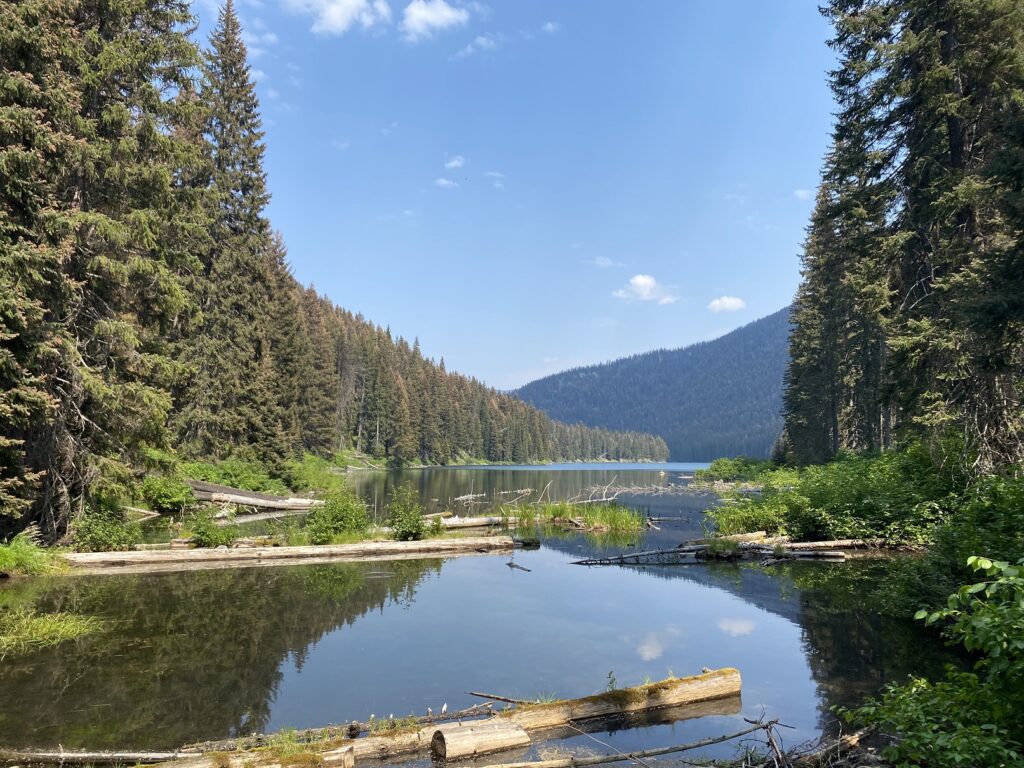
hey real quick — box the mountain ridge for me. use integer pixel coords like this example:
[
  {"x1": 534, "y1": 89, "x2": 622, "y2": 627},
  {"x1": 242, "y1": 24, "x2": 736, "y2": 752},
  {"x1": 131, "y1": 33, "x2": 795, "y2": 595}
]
[{"x1": 514, "y1": 307, "x2": 791, "y2": 460}]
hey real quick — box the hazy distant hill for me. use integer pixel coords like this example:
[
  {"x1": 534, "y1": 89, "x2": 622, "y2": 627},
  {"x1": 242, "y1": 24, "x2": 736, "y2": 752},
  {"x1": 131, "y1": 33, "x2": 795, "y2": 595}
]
[{"x1": 515, "y1": 308, "x2": 791, "y2": 460}]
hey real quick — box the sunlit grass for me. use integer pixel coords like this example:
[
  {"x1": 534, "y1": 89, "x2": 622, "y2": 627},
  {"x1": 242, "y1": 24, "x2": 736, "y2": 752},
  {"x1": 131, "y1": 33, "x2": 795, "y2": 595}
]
[
  {"x1": 0, "y1": 532, "x2": 65, "y2": 576},
  {"x1": 501, "y1": 501, "x2": 644, "y2": 534}
]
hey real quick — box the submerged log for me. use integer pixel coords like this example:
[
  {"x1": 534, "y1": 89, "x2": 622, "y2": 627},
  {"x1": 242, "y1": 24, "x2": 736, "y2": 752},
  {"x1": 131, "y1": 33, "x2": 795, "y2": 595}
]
[
  {"x1": 62, "y1": 536, "x2": 516, "y2": 575},
  {"x1": 430, "y1": 722, "x2": 530, "y2": 761}
]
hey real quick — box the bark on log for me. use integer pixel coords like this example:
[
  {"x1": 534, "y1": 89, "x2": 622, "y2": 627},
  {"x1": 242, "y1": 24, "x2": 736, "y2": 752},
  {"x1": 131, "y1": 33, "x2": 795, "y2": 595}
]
[
  {"x1": 158, "y1": 670, "x2": 740, "y2": 768},
  {"x1": 442, "y1": 516, "x2": 507, "y2": 529},
  {"x1": 430, "y1": 722, "x2": 530, "y2": 761},
  {"x1": 0, "y1": 750, "x2": 185, "y2": 765},
  {"x1": 199, "y1": 492, "x2": 321, "y2": 511},
  {"x1": 61, "y1": 537, "x2": 516, "y2": 575}
]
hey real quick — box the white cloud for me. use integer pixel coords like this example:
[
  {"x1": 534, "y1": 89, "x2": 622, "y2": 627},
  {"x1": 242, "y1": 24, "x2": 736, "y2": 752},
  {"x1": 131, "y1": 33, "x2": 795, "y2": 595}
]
[
  {"x1": 380, "y1": 120, "x2": 399, "y2": 136},
  {"x1": 717, "y1": 618, "x2": 756, "y2": 637},
  {"x1": 540, "y1": 20, "x2": 559, "y2": 33},
  {"x1": 401, "y1": 0, "x2": 469, "y2": 41},
  {"x1": 793, "y1": 188, "x2": 813, "y2": 200},
  {"x1": 613, "y1": 274, "x2": 678, "y2": 305},
  {"x1": 251, "y1": 68, "x2": 267, "y2": 81},
  {"x1": 266, "y1": 87, "x2": 280, "y2": 99},
  {"x1": 444, "y1": 155, "x2": 465, "y2": 169},
  {"x1": 435, "y1": 177, "x2": 459, "y2": 188},
  {"x1": 242, "y1": 28, "x2": 279, "y2": 58},
  {"x1": 483, "y1": 170, "x2": 504, "y2": 178},
  {"x1": 637, "y1": 633, "x2": 665, "y2": 662},
  {"x1": 456, "y1": 33, "x2": 498, "y2": 57},
  {"x1": 591, "y1": 256, "x2": 622, "y2": 268},
  {"x1": 284, "y1": 0, "x2": 392, "y2": 36},
  {"x1": 707, "y1": 295, "x2": 746, "y2": 312}
]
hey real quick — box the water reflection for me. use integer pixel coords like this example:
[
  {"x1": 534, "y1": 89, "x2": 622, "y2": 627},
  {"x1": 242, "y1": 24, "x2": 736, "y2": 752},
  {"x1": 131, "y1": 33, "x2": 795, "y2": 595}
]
[{"x1": 0, "y1": 466, "x2": 956, "y2": 757}]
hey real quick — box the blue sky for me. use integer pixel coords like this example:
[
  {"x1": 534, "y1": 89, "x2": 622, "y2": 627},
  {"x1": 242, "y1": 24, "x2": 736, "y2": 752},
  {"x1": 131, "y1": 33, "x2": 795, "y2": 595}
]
[{"x1": 195, "y1": 0, "x2": 836, "y2": 389}]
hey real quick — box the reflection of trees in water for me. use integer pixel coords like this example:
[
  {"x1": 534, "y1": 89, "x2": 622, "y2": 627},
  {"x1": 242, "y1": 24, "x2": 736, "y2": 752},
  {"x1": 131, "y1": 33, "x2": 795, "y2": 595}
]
[{"x1": 0, "y1": 559, "x2": 442, "y2": 749}]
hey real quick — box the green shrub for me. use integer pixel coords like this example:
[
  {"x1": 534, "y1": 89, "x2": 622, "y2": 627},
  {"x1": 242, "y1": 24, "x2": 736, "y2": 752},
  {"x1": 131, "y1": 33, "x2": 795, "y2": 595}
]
[
  {"x1": 140, "y1": 475, "x2": 193, "y2": 514},
  {"x1": 695, "y1": 456, "x2": 775, "y2": 482},
  {"x1": 181, "y1": 459, "x2": 289, "y2": 495},
  {"x1": 707, "y1": 445, "x2": 954, "y2": 543},
  {"x1": 281, "y1": 453, "x2": 346, "y2": 495},
  {"x1": 73, "y1": 510, "x2": 142, "y2": 552},
  {"x1": 186, "y1": 510, "x2": 238, "y2": 548},
  {"x1": 305, "y1": 489, "x2": 369, "y2": 545},
  {"x1": 388, "y1": 486, "x2": 425, "y2": 541},
  {"x1": 0, "y1": 532, "x2": 62, "y2": 576},
  {"x1": 844, "y1": 557, "x2": 1024, "y2": 767}
]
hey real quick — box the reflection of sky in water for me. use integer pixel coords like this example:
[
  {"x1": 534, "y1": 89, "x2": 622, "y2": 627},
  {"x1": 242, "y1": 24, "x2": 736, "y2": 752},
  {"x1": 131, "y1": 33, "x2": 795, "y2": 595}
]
[{"x1": 269, "y1": 547, "x2": 821, "y2": 751}]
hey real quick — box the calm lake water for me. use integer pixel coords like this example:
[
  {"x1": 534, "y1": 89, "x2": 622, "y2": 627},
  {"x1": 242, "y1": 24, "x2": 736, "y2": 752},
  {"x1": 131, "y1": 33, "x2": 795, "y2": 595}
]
[{"x1": 0, "y1": 464, "x2": 954, "y2": 761}]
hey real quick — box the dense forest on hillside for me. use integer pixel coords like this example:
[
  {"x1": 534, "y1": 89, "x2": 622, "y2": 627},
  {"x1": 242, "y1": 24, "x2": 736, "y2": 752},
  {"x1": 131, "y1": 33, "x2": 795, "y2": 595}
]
[
  {"x1": 782, "y1": 0, "x2": 1024, "y2": 473},
  {"x1": 0, "y1": 0, "x2": 666, "y2": 539},
  {"x1": 516, "y1": 308, "x2": 790, "y2": 460}
]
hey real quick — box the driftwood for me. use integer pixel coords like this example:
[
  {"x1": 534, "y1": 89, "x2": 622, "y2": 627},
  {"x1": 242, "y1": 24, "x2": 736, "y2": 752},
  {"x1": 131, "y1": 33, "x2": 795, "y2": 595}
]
[
  {"x1": 0, "y1": 750, "x2": 184, "y2": 765},
  {"x1": 475, "y1": 719, "x2": 778, "y2": 768},
  {"x1": 431, "y1": 722, "x2": 530, "y2": 761},
  {"x1": 572, "y1": 542, "x2": 848, "y2": 567},
  {"x1": 184, "y1": 704, "x2": 496, "y2": 752},
  {"x1": 187, "y1": 480, "x2": 323, "y2": 511},
  {"x1": 790, "y1": 725, "x2": 876, "y2": 766},
  {"x1": 62, "y1": 537, "x2": 516, "y2": 575},
  {"x1": 156, "y1": 670, "x2": 741, "y2": 768}
]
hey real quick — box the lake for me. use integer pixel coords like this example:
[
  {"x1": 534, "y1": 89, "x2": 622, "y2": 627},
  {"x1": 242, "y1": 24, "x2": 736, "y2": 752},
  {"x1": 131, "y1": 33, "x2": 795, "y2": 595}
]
[{"x1": 0, "y1": 464, "x2": 954, "y2": 761}]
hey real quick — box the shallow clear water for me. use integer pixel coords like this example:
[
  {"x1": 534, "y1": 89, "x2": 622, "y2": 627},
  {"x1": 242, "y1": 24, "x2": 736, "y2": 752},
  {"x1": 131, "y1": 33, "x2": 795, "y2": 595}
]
[{"x1": 0, "y1": 466, "x2": 955, "y2": 760}]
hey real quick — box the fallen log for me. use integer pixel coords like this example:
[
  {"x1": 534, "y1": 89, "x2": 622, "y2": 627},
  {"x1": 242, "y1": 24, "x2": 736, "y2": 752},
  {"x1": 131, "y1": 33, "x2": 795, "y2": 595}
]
[
  {"x1": 573, "y1": 542, "x2": 848, "y2": 567},
  {"x1": 442, "y1": 516, "x2": 508, "y2": 529},
  {"x1": 475, "y1": 720, "x2": 777, "y2": 768},
  {"x1": 430, "y1": 722, "x2": 530, "y2": 761},
  {"x1": 0, "y1": 749, "x2": 184, "y2": 765},
  {"x1": 159, "y1": 670, "x2": 741, "y2": 768},
  {"x1": 62, "y1": 537, "x2": 515, "y2": 575},
  {"x1": 186, "y1": 480, "x2": 323, "y2": 511}
]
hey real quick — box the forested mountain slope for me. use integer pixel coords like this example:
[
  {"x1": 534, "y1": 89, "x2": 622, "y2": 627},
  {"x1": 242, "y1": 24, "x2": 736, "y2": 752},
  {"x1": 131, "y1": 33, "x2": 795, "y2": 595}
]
[{"x1": 516, "y1": 308, "x2": 790, "y2": 460}]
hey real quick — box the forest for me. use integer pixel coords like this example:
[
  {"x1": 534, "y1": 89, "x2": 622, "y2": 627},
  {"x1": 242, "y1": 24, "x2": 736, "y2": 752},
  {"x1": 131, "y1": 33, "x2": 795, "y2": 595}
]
[
  {"x1": 516, "y1": 307, "x2": 790, "y2": 460},
  {"x1": 0, "y1": 0, "x2": 667, "y2": 540}
]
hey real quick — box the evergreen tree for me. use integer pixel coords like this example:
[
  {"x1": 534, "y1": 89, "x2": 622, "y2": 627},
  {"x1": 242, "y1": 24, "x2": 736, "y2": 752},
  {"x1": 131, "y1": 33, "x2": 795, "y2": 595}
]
[{"x1": 174, "y1": 0, "x2": 283, "y2": 464}]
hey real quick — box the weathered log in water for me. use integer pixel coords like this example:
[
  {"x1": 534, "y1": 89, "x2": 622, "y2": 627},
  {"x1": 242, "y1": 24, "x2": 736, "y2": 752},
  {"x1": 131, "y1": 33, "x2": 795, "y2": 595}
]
[
  {"x1": 572, "y1": 541, "x2": 851, "y2": 567},
  {"x1": 431, "y1": 722, "x2": 531, "y2": 761},
  {"x1": 158, "y1": 670, "x2": 741, "y2": 768},
  {"x1": 62, "y1": 537, "x2": 515, "y2": 575},
  {"x1": 187, "y1": 480, "x2": 323, "y2": 511},
  {"x1": 0, "y1": 749, "x2": 186, "y2": 765},
  {"x1": 474, "y1": 719, "x2": 777, "y2": 768}
]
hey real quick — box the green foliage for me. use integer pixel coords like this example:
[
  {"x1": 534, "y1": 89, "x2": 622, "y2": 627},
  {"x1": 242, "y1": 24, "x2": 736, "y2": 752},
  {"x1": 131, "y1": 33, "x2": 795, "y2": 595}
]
[
  {"x1": 388, "y1": 486, "x2": 425, "y2": 541},
  {"x1": 845, "y1": 558, "x2": 1024, "y2": 767},
  {"x1": 305, "y1": 489, "x2": 369, "y2": 545},
  {"x1": 186, "y1": 510, "x2": 238, "y2": 549},
  {"x1": 181, "y1": 459, "x2": 290, "y2": 495},
  {"x1": 140, "y1": 475, "x2": 193, "y2": 514},
  {"x1": 282, "y1": 453, "x2": 347, "y2": 495},
  {"x1": 73, "y1": 510, "x2": 142, "y2": 553},
  {"x1": 708, "y1": 446, "x2": 953, "y2": 542},
  {"x1": 695, "y1": 456, "x2": 775, "y2": 482},
  {"x1": 0, "y1": 608, "x2": 102, "y2": 661},
  {"x1": 0, "y1": 533, "x2": 63, "y2": 577}
]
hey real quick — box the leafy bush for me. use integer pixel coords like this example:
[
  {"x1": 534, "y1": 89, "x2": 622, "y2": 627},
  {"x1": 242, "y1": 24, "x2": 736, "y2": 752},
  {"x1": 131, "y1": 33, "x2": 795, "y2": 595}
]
[
  {"x1": 305, "y1": 489, "x2": 370, "y2": 545},
  {"x1": 0, "y1": 532, "x2": 62, "y2": 576},
  {"x1": 181, "y1": 459, "x2": 289, "y2": 495},
  {"x1": 140, "y1": 475, "x2": 193, "y2": 514},
  {"x1": 73, "y1": 510, "x2": 142, "y2": 552},
  {"x1": 844, "y1": 557, "x2": 1024, "y2": 767},
  {"x1": 695, "y1": 456, "x2": 775, "y2": 482},
  {"x1": 708, "y1": 445, "x2": 953, "y2": 543},
  {"x1": 388, "y1": 486, "x2": 425, "y2": 541},
  {"x1": 186, "y1": 510, "x2": 238, "y2": 548}
]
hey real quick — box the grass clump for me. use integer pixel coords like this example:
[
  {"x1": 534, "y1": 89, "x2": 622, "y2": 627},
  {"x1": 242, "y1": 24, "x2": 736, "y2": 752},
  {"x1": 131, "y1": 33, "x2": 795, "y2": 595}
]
[
  {"x1": 388, "y1": 486, "x2": 425, "y2": 541},
  {"x1": 0, "y1": 608, "x2": 102, "y2": 660},
  {"x1": 305, "y1": 489, "x2": 370, "y2": 545},
  {"x1": 520, "y1": 501, "x2": 644, "y2": 533},
  {"x1": 73, "y1": 508, "x2": 142, "y2": 552},
  {"x1": 0, "y1": 532, "x2": 64, "y2": 576}
]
